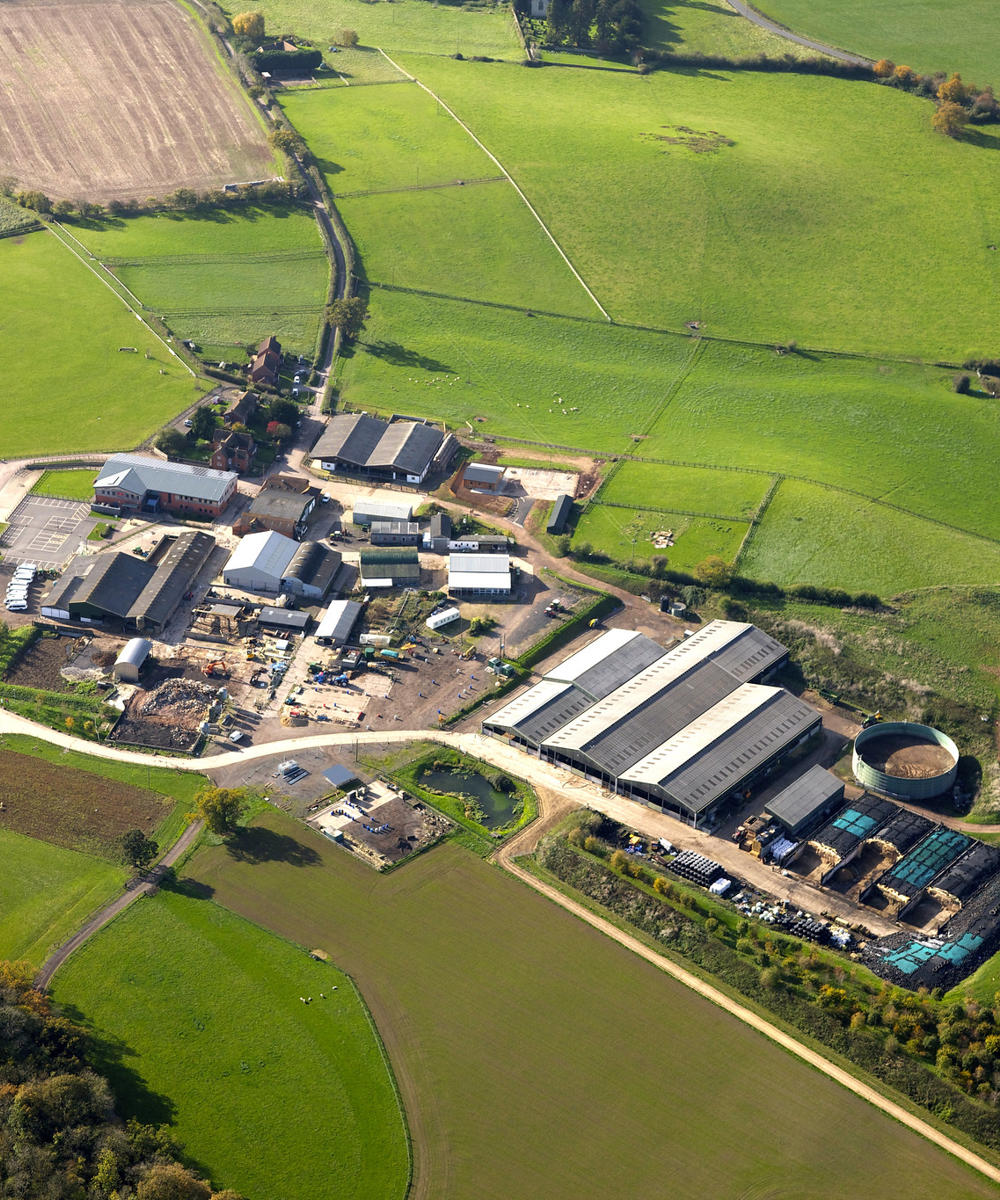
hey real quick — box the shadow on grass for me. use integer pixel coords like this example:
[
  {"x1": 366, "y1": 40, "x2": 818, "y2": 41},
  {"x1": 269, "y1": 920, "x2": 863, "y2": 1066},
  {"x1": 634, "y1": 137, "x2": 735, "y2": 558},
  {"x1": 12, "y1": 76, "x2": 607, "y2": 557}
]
[
  {"x1": 160, "y1": 873, "x2": 215, "y2": 901},
  {"x1": 361, "y1": 339, "x2": 453, "y2": 374},
  {"x1": 225, "y1": 825, "x2": 321, "y2": 866},
  {"x1": 57, "y1": 1003, "x2": 177, "y2": 1127},
  {"x1": 316, "y1": 156, "x2": 345, "y2": 177}
]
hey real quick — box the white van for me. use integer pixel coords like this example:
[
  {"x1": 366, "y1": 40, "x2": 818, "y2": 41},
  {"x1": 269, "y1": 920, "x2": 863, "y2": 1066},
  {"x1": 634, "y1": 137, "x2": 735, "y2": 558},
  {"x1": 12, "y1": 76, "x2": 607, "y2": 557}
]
[{"x1": 6, "y1": 601, "x2": 27, "y2": 612}]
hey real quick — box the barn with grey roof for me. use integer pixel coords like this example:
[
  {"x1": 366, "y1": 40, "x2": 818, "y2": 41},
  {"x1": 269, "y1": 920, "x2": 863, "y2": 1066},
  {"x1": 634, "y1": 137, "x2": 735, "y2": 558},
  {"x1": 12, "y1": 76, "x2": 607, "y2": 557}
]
[
  {"x1": 483, "y1": 620, "x2": 815, "y2": 826},
  {"x1": 311, "y1": 413, "x2": 457, "y2": 484}
]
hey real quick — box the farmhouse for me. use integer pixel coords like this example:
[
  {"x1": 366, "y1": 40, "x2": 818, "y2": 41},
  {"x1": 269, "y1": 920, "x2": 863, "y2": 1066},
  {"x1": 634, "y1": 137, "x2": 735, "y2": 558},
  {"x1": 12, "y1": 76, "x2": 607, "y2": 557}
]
[
  {"x1": 234, "y1": 475, "x2": 318, "y2": 539},
  {"x1": 223, "y1": 390, "x2": 259, "y2": 428},
  {"x1": 311, "y1": 412, "x2": 457, "y2": 484},
  {"x1": 484, "y1": 621, "x2": 816, "y2": 827},
  {"x1": 359, "y1": 550, "x2": 420, "y2": 589},
  {"x1": 210, "y1": 428, "x2": 256, "y2": 473},
  {"x1": 448, "y1": 553, "x2": 511, "y2": 595},
  {"x1": 94, "y1": 454, "x2": 237, "y2": 518},
  {"x1": 249, "y1": 335, "x2": 281, "y2": 388}
]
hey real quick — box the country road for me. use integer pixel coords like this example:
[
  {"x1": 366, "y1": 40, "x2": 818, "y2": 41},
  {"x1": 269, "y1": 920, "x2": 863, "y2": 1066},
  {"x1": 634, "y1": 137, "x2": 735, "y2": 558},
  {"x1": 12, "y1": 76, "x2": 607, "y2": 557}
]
[
  {"x1": 8, "y1": 707, "x2": 1000, "y2": 1184},
  {"x1": 722, "y1": 0, "x2": 871, "y2": 63}
]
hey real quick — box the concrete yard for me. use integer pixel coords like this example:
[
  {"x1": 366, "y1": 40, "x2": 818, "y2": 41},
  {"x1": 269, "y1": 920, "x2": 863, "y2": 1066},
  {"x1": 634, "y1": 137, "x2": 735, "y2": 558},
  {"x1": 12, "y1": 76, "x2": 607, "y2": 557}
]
[{"x1": 0, "y1": 495, "x2": 97, "y2": 567}]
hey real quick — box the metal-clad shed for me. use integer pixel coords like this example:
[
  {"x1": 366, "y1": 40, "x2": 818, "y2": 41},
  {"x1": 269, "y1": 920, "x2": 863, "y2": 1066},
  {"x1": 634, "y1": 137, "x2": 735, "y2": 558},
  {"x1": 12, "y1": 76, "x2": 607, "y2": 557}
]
[
  {"x1": 223, "y1": 531, "x2": 298, "y2": 595},
  {"x1": 764, "y1": 765, "x2": 845, "y2": 836},
  {"x1": 315, "y1": 599, "x2": 362, "y2": 646},
  {"x1": 257, "y1": 606, "x2": 310, "y2": 632},
  {"x1": 547, "y1": 494, "x2": 573, "y2": 535},
  {"x1": 359, "y1": 549, "x2": 420, "y2": 588},
  {"x1": 113, "y1": 637, "x2": 152, "y2": 682},
  {"x1": 351, "y1": 497, "x2": 413, "y2": 525}
]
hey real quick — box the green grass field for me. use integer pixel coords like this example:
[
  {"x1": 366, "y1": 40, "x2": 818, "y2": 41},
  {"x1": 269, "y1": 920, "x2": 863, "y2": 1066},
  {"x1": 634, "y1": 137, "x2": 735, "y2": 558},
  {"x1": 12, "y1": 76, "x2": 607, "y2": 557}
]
[
  {"x1": 597, "y1": 460, "x2": 773, "y2": 517},
  {"x1": 641, "y1": 0, "x2": 825, "y2": 58},
  {"x1": 222, "y1": 0, "x2": 521, "y2": 55},
  {"x1": 0, "y1": 829, "x2": 123, "y2": 965},
  {"x1": 53, "y1": 890, "x2": 408, "y2": 1200},
  {"x1": 755, "y1": 0, "x2": 999, "y2": 81},
  {"x1": 31, "y1": 468, "x2": 98, "y2": 500},
  {"x1": 397, "y1": 55, "x2": 1000, "y2": 359},
  {"x1": 574, "y1": 502, "x2": 749, "y2": 570},
  {"x1": 0, "y1": 232, "x2": 202, "y2": 455},
  {"x1": 70, "y1": 207, "x2": 329, "y2": 356},
  {"x1": 740, "y1": 479, "x2": 1000, "y2": 593},
  {"x1": 185, "y1": 815, "x2": 999, "y2": 1199}
]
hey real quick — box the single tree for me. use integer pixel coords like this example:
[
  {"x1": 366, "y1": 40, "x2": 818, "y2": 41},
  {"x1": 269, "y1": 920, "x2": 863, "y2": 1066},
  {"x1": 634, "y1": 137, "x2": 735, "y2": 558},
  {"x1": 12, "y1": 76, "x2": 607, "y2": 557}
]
[
  {"x1": 338, "y1": 28, "x2": 359, "y2": 46},
  {"x1": 937, "y1": 72, "x2": 968, "y2": 103},
  {"x1": 268, "y1": 128, "x2": 308, "y2": 159},
  {"x1": 232, "y1": 10, "x2": 265, "y2": 38},
  {"x1": 137, "y1": 1163, "x2": 212, "y2": 1200},
  {"x1": 121, "y1": 829, "x2": 159, "y2": 870},
  {"x1": 932, "y1": 100, "x2": 969, "y2": 138},
  {"x1": 192, "y1": 786, "x2": 249, "y2": 835},
  {"x1": 156, "y1": 428, "x2": 188, "y2": 457},
  {"x1": 326, "y1": 296, "x2": 369, "y2": 341},
  {"x1": 267, "y1": 397, "x2": 299, "y2": 426},
  {"x1": 695, "y1": 554, "x2": 731, "y2": 587},
  {"x1": 190, "y1": 405, "x2": 217, "y2": 442},
  {"x1": 267, "y1": 421, "x2": 293, "y2": 442}
]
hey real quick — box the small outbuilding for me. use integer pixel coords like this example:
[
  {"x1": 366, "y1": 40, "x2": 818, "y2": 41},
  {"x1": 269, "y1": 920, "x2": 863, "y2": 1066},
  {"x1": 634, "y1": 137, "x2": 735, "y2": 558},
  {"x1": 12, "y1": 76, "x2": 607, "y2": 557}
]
[
  {"x1": 463, "y1": 462, "x2": 506, "y2": 493},
  {"x1": 315, "y1": 599, "x2": 362, "y2": 646},
  {"x1": 547, "y1": 494, "x2": 573, "y2": 535},
  {"x1": 113, "y1": 637, "x2": 152, "y2": 683},
  {"x1": 764, "y1": 764, "x2": 845, "y2": 837}
]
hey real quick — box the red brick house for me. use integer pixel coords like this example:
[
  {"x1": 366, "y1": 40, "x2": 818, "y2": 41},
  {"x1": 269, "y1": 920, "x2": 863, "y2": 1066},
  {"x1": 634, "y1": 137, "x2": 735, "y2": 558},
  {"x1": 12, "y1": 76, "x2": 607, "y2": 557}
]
[
  {"x1": 223, "y1": 390, "x2": 259, "y2": 428},
  {"x1": 248, "y1": 337, "x2": 281, "y2": 389},
  {"x1": 93, "y1": 454, "x2": 237, "y2": 518},
  {"x1": 210, "y1": 429, "x2": 257, "y2": 473}
]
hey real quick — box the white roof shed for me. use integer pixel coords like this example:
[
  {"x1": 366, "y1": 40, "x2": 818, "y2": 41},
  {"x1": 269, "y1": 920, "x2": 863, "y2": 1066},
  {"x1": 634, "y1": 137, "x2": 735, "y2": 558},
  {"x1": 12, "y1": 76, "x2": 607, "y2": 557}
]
[{"x1": 222, "y1": 530, "x2": 298, "y2": 595}]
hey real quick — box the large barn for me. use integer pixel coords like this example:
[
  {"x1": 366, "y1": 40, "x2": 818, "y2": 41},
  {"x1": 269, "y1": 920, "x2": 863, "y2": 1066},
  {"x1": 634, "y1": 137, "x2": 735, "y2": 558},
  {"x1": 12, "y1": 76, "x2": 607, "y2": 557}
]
[
  {"x1": 311, "y1": 413, "x2": 457, "y2": 485},
  {"x1": 483, "y1": 620, "x2": 817, "y2": 827}
]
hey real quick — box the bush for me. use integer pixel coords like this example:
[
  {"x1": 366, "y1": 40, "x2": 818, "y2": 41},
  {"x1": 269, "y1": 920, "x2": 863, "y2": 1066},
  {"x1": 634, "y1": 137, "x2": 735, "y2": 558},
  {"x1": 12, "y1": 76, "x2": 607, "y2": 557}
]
[{"x1": 954, "y1": 374, "x2": 971, "y2": 394}]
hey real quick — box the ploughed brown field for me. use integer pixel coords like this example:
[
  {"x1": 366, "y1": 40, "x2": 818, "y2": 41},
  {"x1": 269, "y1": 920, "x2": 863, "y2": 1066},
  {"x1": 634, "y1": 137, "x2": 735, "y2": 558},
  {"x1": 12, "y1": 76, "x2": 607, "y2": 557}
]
[
  {"x1": 0, "y1": 0, "x2": 274, "y2": 201},
  {"x1": 0, "y1": 747, "x2": 171, "y2": 857}
]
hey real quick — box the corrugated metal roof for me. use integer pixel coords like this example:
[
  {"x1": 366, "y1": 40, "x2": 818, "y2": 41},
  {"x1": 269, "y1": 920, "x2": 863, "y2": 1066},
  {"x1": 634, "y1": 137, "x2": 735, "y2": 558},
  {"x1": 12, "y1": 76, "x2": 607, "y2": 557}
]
[
  {"x1": 486, "y1": 678, "x2": 576, "y2": 733},
  {"x1": 285, "y1": 542, "x2": 340, "y2": 594},
  {"x1": 258, "y1": 606, "x2": 310, "y2": 629},
  {"x1": 369, "y1": 422, "x2": 444, "y2": 473},
  {"x1": 95, "y1": 453, "x2": 236, "y2": 503},
  {"x1": 115, "y1": 637, "x2": 152, "y2": 667},
  {"x1": 127, "y1": 530, "x2": 214, "y2": 629},
  {"x1": 312, "y1": 413, "x2": 445, "y2": 475},
  {"x1": 447, "y1": 553, "x2": 509, "y2": 573},
  {"x1": 547, "y1": 494, "x2": 572, "y2": 533},
  {"x1": 465, "y1": 462, "x2": 505, "y2": 483},
  {"x1": 315, "y1": 599, "x2": 362, "y2": 643},
  {"x1": 644, "y1": 689, "x2": 820, "y2": 814},
  {"x1": 352, "y1": 496, "x2": 413, "y2": 523},
  {"x1": 311, "y1": 413, "x2": 385, "y2": 466},
  {"x1": 764, "y1": 764, "x2": 844, "y2": 833},
  {"x1": 73, "y1": 553, "x2": 154, "y2": 617},
  {"x1": 225, "y1": 531, "x2": 298, "y2": 579},
  {"x1": 544, "y1": 628, "x2": 647, "y2": 685},
  {"x1": 561, "y1": 662, "x2": 740, "y2": 778}
]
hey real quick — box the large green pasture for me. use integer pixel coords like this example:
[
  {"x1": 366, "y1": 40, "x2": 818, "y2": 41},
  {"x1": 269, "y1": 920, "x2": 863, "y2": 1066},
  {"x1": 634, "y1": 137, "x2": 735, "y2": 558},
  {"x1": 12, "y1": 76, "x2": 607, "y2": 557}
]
[
  {"x1": 0, "y1": 232, "x2": 202, "y2": 455},
  {"x1": 341, "y1": 184, "x2": 598, "y2": 315},
  {"x1": 575, "y1": 502, "x2": 749, "y2": 570},
  {"x1": 740, "y1": 479, "x2": 1000, "y2": 593},
  {"x1": 755, "y1": 0, "x2": 998, "y2": 81},
  {"x1": 53, "y1": 890, "x2": 408, "y2": 1200},
  {"x1": 187, "y1": 815, "x2": 998, "y2": 1199},
  {"x1": 71, "y1": 207, "x2": 329, "y2": 355},
  {"x1": 598, "y1": 460, "x2": 772, "y2": 517},
  {"x1": 0, "y1": 830, "x2": 123, "y2": 966},
  {"x1": 230, "y1": 0, "x2": 519, "y2": 55},
  {"x1": 336, "y1": 288, "x2": 694, "y2": 448},
  {"x1": 280, "y1": 83, "x2": 491, "y2": 194},
  {"x1": 398, "y1": 55, "x2": 1000, "y2": 358}
]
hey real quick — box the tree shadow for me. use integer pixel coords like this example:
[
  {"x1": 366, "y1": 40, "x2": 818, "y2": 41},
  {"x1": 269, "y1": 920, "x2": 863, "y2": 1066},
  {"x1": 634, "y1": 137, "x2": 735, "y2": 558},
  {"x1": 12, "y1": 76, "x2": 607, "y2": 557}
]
[
  {"x1": 316, "y1": 156, "x2": 345, "y2": 177},
  {"x1": 56, "y1": 1004, "x2": 177, "y2": 1127},
  {"x1": 361, "y1": 339, "x2": 453, "y2": 374},
  {"x1": 160, "y1": 872, "x2": 215, "y2": 900},
  {"x1": 959, "y1": 127, "x2": 1000, "y2": 152},
  {"x1": 225, "y1": 825, "x2": 321, "y2": 866}
]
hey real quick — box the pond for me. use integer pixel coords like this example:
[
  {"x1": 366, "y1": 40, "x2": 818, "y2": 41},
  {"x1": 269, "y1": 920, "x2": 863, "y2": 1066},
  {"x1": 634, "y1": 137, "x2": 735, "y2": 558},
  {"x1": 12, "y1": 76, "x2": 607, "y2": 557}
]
[{"x1": 419, "y1": 766, "x2": 518, "y2": 829}]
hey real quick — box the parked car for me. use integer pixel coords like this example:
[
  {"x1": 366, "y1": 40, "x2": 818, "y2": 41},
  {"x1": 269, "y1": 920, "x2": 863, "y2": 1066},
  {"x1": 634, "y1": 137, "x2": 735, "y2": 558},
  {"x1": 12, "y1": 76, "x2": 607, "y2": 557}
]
[
  {"x1": 294, "y1": 374, "x2": 301, "y2": 384},
  {"x1": 228, "y1": 730, "x2": 245, "y2": 744},
  {"x1": 292, "y1": 387, "x2": 300, "y2": 399},
  {"x1": 184, "y1": 418, "x2": 193, "y2": 427}
]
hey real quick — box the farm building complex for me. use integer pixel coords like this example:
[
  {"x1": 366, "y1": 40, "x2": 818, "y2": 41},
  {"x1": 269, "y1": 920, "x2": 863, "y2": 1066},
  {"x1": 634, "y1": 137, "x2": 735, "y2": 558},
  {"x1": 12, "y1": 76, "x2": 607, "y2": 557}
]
[
  {"x1": 311, "y1": 413, "x2": 457, "y2": 484},
  {"x1": 484, "y1": 621, "x2": 817, "y2": 826},
  {"x1": 222, "y1": 531, "x2": 340, "y2": 599},
  {"x1": 93, "y1": 454, "x2": 237, "y2": 518}
]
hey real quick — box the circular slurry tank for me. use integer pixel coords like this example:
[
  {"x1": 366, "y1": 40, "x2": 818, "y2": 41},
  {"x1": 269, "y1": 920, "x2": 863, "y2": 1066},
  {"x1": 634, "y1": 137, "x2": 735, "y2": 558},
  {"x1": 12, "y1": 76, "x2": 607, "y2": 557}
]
[{"x1": 852, "y1": 721, "x2": 958, "y2": 800}]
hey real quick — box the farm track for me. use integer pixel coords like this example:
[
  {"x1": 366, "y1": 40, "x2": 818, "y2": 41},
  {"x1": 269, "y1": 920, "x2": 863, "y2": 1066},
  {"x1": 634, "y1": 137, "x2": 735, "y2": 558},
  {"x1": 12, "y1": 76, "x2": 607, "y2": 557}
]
[
  {"x1": 8, "y1": 702, "x2": 1000, "y2": 1186},
  {"x1": 722, "y1": 0, "x2": 872, "y2": 63},
  {"x1": 34, "y1": 818, "x2": 204, "y2": 990}
]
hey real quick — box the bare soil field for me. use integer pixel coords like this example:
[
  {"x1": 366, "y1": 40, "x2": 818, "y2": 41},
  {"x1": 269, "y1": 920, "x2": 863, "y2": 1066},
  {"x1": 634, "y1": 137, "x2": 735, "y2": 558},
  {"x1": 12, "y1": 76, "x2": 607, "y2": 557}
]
[
  {"x1": 859, "y1": 734, "x2": 956, "y2": 780},
  {"x1": 0, "y1": 746, "x2": 170, "y2": 856},
  {"x1": 0, "y1": 0, "x2": 273, "y2": 201}
]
